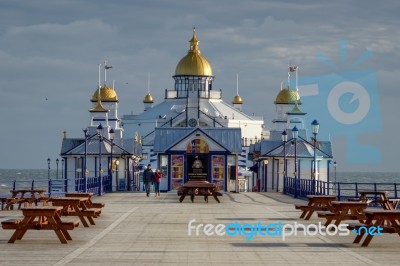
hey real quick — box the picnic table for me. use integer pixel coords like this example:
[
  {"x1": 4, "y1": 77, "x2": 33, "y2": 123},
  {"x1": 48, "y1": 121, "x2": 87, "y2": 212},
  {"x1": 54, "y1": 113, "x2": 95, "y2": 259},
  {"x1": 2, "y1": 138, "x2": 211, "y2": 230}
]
[
  {"x1": 348, "y1": 210, "x2": 400, "y2": 247},
  {"x1": 357, "y1": 191, "x2": 400, "y2": 210},
  {"x1": 50, "y1": 197, "x2": 100, "y2": 227},
  {"x1": 65, "y1": 192, "x2": 105, "y2": 209},
  {"x1": 1, "y1": 206, "x2": 79, "y2": 244},
  {"x1": 4, "y1": 189, "x2": 48, "y2": 210},
  {"x1": 295, "y1": 195, "x2": 337, "y2": 220},
  {"x1": 177, "y1": 181, "x2": 222, "y2": 203},
  {"x1": 318, "y1": 201, "x2": 368, "y2": 226}
]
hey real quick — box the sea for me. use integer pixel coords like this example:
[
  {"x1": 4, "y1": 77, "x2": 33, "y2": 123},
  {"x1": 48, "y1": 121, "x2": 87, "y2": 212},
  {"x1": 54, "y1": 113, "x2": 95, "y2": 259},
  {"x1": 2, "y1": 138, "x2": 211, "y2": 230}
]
[{"x1": 0, "y1": 169, "x2": 399, "y2": 196}]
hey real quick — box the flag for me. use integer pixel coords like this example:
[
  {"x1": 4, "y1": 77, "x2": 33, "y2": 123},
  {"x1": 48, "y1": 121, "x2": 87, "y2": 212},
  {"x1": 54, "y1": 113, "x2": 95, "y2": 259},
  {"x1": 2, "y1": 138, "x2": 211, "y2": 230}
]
[
  {"x1": 289, "y1": 66, "x2": 297, "y2": 72},
  {"x1": 105, "y1": 65, "x2": 113, "y2": 69}
]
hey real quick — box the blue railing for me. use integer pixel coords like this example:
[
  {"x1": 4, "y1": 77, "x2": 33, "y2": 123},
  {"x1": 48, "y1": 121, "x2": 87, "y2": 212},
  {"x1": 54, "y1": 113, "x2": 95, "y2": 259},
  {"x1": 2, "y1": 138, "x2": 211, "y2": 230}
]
[
  {"x1": 0, "y1": 175, "x2": 112, "y2": 197},
  {"x1": 283, "y1": 176, "x2": 400, "y2": 201}
]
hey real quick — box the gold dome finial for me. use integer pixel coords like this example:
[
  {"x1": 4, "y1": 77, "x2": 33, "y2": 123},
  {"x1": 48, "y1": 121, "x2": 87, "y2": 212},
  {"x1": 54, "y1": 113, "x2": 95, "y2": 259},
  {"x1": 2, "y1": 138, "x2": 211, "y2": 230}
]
[
  {"x1": 232, "y1": 95, "x2": 243, "y2": 104},
  {"x1": 175, "y1": 28, "x2": 213, "y2": 76},
  {"x1": 189, "y1": 27, "x2": 200, "y2": 53},
  {"x1": 143, "y1": 93, "x2": 154, "y2": 103},
  {"x1": 232, "y1": 73, "x2": 243, "y2": 104},
  {"x1": 143, "y1": 72, "x2": 154, "y2": 103}
]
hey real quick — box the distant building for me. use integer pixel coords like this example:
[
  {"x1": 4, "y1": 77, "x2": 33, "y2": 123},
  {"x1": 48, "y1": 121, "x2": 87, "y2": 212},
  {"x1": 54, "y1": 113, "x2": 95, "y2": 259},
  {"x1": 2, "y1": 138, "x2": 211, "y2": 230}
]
[
  {"x1": 60, "y1": 67, "x2": 142, "y2": 193},
  {"x1": 122, "y1": 28, "x2": 265, "y2": 192},
  {"x1": 248, "y1": 82, "x2": 334, "y2": 193}
]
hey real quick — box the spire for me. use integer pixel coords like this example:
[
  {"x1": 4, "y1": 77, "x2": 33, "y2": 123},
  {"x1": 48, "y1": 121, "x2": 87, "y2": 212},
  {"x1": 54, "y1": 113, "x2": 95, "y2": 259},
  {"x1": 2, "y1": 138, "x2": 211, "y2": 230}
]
[
  {"x1": 104, "y1": 60, "x2": 112, "y2": 85},
  {"x1": 143, "y1": 72, "x2": 154, "y2": 104},
  {"x1": 232, "y1": 73, "x2": 243, "y2": 105},
  {"x1": 189, "y1": 27, "x2": 200, "y2": 53},
  {"x1": 147, "y1": 72, "x2": 151, "y2": 94}
]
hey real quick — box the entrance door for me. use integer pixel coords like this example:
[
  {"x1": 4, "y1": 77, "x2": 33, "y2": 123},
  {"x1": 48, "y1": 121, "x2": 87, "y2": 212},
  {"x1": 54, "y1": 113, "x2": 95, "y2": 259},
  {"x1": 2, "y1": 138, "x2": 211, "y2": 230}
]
[{"x1": 187, "y1": 154, "x2": 208, "y2": 182}]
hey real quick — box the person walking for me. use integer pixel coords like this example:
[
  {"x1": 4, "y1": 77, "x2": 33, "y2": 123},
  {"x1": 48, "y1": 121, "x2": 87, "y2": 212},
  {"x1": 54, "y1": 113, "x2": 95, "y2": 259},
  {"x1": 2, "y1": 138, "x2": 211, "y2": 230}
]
[
  {"x1": 143, "y1": 164, "x2": 154, "y2": 197},
  {"x1": 154, "y1": 169, "x2": 162, "y2": 197}
]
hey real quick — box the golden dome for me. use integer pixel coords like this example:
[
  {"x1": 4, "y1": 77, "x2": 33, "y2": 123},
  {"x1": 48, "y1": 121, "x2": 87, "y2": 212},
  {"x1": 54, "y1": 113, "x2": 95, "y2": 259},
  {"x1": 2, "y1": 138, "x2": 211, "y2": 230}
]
[
  {"x1": 232, "y1": 95, "x2": 243, "y2": 104},
  {"x1": 274, "y1": 87, "x2": 301, "y2": 104},
  {"x1": 91, "y1": 85, "x2": 118, "y2": 102},
  {"x1": 175, "y1": 28, "x2": 213, "y2": 76},
  {"x1": 143, "y1": 93, "x2": 154, "y2": 103}
]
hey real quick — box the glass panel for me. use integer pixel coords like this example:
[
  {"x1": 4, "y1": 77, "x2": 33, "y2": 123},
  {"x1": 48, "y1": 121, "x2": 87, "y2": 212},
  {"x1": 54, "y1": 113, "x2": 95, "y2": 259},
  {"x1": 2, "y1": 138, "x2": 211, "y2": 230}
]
[
  {"x1": 212, "y1": 155, "x2": 225, "y2": 191},
  {"x1": 171, "y1": 155, "x2": 184, "y2": 190}
]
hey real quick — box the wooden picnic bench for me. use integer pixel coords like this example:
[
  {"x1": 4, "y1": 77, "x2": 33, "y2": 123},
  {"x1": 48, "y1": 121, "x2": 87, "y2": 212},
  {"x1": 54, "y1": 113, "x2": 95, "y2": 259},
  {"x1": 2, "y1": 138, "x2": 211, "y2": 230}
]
[
  {"x1": 1, "y1": 206, "x2": 80, "y2": 244},
  {"x1": 65, "y1": 192, "x2": 105, "y2": 209},
  {"x1": 347, "y1": 210, "x2": 400, "y2": 247},
  {"x1": 178, "y1": 181, "x2": 222, "y2": 203},
  {"x1": 295, "y1": 195, "x2": 337, "y2": 220},
  {"x1": 4, "y1": 189, "x2": 49, "y2": 210},
  {"x1": 50, "y1": 197, "x2": 101, "y2": 227},
  {"x1": 354, "y1": 191, "x2": 400, "y2": 210},
  {"x1": 317, "y1": 201, "x2": 368, "y2": 226}
]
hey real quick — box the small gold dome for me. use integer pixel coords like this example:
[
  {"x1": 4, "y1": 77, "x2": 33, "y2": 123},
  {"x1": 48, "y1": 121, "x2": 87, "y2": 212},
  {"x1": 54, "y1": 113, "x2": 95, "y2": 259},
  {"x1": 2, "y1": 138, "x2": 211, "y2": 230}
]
[
  {"x1": 175, "y1": 28, "x2": 213, "y2": 76},
  {"x1": 274, "y1": 87, "x2": 301, "y2": 104},
  {"x1": 287, "y1": 102, "x2": 306, "y2": 115},
  {"x1": 89, "y1": 100, "x2": 109, "y2": 112},
  {"x1": 91, "y1": 85, "x2": 118, "y2": 102},
  {"x1": 143, "y1": 93, "x2": 154, "y2": 103},
  {"x1": 232, "y1": 95, "x2": 243, "y2": 104}
]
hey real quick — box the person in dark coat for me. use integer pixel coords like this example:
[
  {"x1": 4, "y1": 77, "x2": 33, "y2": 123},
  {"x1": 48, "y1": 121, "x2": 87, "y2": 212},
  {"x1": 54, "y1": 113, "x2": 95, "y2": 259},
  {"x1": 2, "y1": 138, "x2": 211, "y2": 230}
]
[{"x1": 143, "y1": 164, "x2": 154, "y2": 197}]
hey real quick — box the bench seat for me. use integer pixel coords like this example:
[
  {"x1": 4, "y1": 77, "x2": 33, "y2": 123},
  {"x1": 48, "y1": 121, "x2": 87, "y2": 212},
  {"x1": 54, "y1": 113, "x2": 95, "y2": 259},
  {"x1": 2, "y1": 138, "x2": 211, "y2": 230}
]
[
  {"x1": 81, "y1": 208, "x2": 101, "y2": 217},
  {"x1": 88, "y1": 202, "x2": 105, "y2": 209},
  {"x1": 1, "y1": 219, "x2": 22, "y2": 229},
  {"x1": 317, "y1": 211, "x2": 336, "y2": 218}
]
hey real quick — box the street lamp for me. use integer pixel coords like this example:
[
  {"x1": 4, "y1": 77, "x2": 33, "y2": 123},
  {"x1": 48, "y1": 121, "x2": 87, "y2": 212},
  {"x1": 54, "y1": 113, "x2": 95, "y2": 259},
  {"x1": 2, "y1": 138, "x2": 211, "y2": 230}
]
[
  {"x1": 311, "y1": 120, "x2": 320, "y2": 180},
  {"x1": 311, "y1": 120, "x2": 319, "y2": 195},
  {"x1": 97, "y1": 124, "x2": 104, "y2": 195},
  {"x1": 292, "y1": 126, "x2": 298, "y2": 198},
  {"x1": 47, "y1": 158, "x2": 51, "y2": 179},
  {"x1": 333, "y1": 161, "x2": 337, "y2": 192},
  {"x1": 280, "y1": 130, "x2": 288, "y2": 192},
  {"x1": 56, "y1": 158, "x2": 59, "y2": 179},
  {"x1": 61, "y1": 159, "x2": 64, "y2": 179},
  {"x1": 109, "y1": 128, "x2": 115, "y2": 178},
  {"x1": 83, "y1": 128, "x2": 89, "y2": 192}
]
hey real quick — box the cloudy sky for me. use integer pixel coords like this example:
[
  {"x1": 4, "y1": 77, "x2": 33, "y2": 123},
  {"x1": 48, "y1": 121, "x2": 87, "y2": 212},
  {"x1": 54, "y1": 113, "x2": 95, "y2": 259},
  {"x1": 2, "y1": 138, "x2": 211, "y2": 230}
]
[{"x1": 0, "y1": 0, "x2": 399, "y2": 172}]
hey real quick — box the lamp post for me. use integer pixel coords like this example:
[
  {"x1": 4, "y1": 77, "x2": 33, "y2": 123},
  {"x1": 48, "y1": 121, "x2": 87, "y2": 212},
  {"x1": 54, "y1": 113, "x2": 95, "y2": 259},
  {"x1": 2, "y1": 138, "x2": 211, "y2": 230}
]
[
  {"x1": 56, "y1": 158, "x2": 59, "y2": 179},
  {"x1": 311, "y1": 119, "x2": 320, "y2": 194},
  {"x1": 333, "y1": 161, "x2": 337, "y2": 192},
  {"x1": 61, "y1": 159, "x2": 64, "y2": 179},
  {"x1": 280, "y1": 130, "x2": 288, "y2": 192},
  {"x1": 292, "y1": 126, "x2": 298, "y2": 198},
  {"x1": 109, "y1": 128, "x2": 115, "y2": 183},
  {"x1": 47, "y1": 158, "x2": 51, "y2": 179},
  {"x1": 97, "y1": 124, "x2": 104, "y2": 195},
  {"x1": 83, "y1": 129, "x2": 89, "y2": 192}
]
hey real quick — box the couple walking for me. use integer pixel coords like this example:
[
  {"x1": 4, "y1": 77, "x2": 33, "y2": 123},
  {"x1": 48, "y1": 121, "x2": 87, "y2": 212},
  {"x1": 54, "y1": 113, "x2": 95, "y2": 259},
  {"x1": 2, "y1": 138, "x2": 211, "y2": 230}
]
[{"x1": 143, "y1": 164, "x2": 162, "y2": 197}]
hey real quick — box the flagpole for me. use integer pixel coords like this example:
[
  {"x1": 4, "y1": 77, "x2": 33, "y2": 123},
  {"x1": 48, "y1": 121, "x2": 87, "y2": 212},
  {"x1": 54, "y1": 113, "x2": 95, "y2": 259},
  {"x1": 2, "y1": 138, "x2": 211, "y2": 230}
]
[
  {"x1": 236, "y1": 73, "x2": 239, "y2": 95},
  {"x1": 104, "y1": 60, "x2": 107, "y2": 84},
  {"x1": 296, "y1": 67, "x2": 298, "y2": 91},
  {"x1": 98, "y1": 64, "x2": 101, "y2": 99},
  {"x1": 147, "y1": 72, "x2": 150, "y2": 94}
]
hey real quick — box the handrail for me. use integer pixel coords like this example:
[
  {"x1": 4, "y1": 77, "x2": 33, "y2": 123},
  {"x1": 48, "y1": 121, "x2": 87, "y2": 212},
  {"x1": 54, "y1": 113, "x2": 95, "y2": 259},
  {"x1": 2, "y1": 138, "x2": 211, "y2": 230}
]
[{"x1": 283, "y1": 176, "x2": 400, "y2": 201}]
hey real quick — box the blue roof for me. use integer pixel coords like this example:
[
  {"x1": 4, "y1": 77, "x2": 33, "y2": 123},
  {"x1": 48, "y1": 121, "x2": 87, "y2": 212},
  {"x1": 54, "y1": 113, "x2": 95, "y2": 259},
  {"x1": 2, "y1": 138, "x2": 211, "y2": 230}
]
[
  {"x1": 249, "y1": 138, "x2": 333, "y2": 159},
  {"x1": 153, "y1": 127, "x2": 242, "y2": 153}
]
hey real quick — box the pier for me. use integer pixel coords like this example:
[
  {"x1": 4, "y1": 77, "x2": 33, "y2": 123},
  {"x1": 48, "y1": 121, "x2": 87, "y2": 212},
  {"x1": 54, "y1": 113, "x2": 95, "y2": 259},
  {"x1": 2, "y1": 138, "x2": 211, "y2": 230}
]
[{"x1": 0, "y1": 192, "x2": 398, "y2": 265}]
